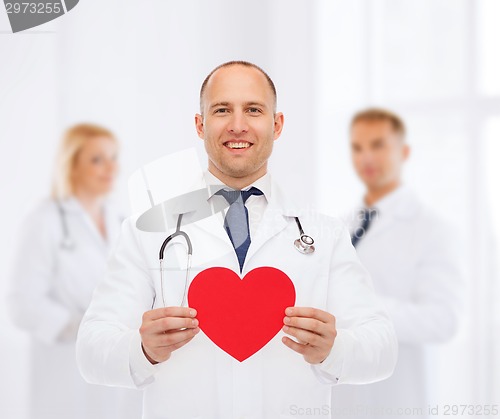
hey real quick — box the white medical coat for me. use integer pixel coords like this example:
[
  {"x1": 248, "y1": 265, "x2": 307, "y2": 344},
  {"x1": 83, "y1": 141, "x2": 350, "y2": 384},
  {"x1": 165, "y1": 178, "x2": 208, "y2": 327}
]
[
  {"x1": 76, "y1": 178, "x2": 398, "y2": 419},
  {"x1": 332, "y1": 186, "x2": 463, "y2": 418},
  {"x1": 9, "y1": 197, "x2": 143, "y2": 419}
]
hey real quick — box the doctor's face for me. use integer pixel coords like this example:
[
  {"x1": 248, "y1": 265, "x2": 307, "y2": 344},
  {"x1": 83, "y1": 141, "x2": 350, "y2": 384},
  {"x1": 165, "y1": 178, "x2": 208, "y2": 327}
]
[
  {"x1": 351, "y1": 120, "x2": 409, "y2": 190},
  {"x1": 71, "y1": 136, "x2": 118, "y2": 197},
  {"x1": 195, "y1": 65, "x2": 284, "y2": 187}
]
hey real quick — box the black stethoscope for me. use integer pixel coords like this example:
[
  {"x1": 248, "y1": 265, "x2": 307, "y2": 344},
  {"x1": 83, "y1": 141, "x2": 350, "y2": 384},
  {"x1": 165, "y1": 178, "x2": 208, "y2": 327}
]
[
  {"x1": 56, "y1": 200, "x2": 123, "y2": 251},
  {"x1": 56, "y1": 200, "x2": 76, "y2": 251},
  {"x1": 293, "y1": 217, "x2": 315, "y2": 255},
  {"x1": 158, "y1": 213, "x2": 314, "y2": 307}
]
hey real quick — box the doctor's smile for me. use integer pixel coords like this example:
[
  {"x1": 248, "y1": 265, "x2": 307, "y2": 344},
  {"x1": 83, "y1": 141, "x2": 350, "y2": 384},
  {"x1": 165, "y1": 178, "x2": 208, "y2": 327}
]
[{"x1": 224, "y1": 140, "x2": 253, "y2": 150}]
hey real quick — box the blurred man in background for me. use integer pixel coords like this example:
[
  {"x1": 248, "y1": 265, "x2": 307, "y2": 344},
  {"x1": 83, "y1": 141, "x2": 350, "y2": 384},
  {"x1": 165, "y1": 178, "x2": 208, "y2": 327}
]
[{"x1": 333, "y1": 108, "x2": 463, "y2": 418}]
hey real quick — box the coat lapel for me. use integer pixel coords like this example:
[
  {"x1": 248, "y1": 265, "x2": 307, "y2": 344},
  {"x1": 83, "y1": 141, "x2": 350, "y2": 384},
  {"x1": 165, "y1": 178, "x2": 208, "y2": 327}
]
[
  {"x1": 184, "y1": 176, "x2": 302, "y2": 273},
  {"x1": 244, "y1": 202, "x2": 288, "y2": 265},
  {"x1": 244, "y1": 181, "x2": 302, "y2": 267},
  {"x1": 61, "y1": 197, "x2": 108, "y2": 249},
  {"x1": 362, "y1": 209, "x2": 392, "y2": 241},
  {"x1": 189, "y1": 209, "x2": 233, "y2": 249},
  {"x1": 363, "y1": 187, "x2": 420, "y2": 241}
]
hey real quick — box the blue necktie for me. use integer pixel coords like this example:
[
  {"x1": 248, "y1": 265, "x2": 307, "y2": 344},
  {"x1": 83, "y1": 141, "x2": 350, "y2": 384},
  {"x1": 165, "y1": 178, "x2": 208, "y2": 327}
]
[
  {"x1": 216, "y1": 187, "x2": 263, "y2": 272},
  {"x1": 351, "y1": 208, "x2": 377, "y2": 247}
]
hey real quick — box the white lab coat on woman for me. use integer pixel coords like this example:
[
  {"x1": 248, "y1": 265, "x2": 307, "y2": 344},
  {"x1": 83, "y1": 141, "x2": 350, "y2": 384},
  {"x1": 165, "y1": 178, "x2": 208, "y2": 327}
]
[
  {"x1": 332, "y1": 185, "x2": 462, "y2": 418},
  {"x1": 8, "y1": 197, "x2": 143, "y2": 419},
  {"x1": 77, "y1": 173, "x2": 398, "y2": 419}
]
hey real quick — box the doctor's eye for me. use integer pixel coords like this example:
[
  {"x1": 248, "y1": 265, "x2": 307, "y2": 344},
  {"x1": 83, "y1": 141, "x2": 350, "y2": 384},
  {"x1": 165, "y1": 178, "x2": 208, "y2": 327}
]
[
  {"x1": 214, "y1": 108, "x2": 229, "y2": 114},
  {"x1": 372, "y1": 141, "x2": 385, "y2": 150},
  {"x1": 91, "y1": 156, "x2": 104, "y2": 164},
  {"x1": 247, "y1": 107, "x2": 262, "y2": 114}
]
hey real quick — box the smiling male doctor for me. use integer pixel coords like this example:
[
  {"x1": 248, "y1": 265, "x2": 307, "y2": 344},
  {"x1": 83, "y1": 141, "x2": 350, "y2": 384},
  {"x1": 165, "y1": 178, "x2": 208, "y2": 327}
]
[{"x1": 77, "y1": 61, "x2": 398, "y2": 419}]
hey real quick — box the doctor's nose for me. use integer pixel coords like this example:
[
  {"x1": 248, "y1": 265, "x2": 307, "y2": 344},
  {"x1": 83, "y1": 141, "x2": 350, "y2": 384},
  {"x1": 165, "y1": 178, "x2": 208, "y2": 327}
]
[
  {"x1": 104, "y1": 158, "x2": 118, "y2": 173},
  {"x1": 227, "y1": 112, "x2": 249, "y2": 134},
  {"x1": 357, "y1": 150, "x2": 376, "y2": 165}
]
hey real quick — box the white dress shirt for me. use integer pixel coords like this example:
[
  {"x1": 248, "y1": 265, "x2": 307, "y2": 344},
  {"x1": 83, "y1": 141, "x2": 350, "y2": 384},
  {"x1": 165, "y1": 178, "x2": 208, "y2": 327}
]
[{"x1": 204, "y1": 170, "x2": 271, "y2": 240}]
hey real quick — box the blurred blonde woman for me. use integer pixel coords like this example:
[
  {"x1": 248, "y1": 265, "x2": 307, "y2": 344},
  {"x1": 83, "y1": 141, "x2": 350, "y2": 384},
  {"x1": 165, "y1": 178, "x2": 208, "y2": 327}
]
[{"x1": 9, "y1": 124, "x2": 142, "y2": 419}]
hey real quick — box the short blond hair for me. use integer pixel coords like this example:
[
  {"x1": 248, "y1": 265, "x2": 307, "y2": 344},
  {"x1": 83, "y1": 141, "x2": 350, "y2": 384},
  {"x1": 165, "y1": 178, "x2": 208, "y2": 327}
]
[
  {"x1": 51, "y1": 123, "x2": 116, "y2": 199},
  {"x1": 351, "y1": 108, "x2": 406, "y2": 140}
]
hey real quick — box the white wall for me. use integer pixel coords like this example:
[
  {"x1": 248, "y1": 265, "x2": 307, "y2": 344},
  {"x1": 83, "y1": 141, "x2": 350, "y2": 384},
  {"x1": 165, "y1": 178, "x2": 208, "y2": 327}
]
[{"x1": 1, "y1": 9, "x2": 59, "y2": 419}]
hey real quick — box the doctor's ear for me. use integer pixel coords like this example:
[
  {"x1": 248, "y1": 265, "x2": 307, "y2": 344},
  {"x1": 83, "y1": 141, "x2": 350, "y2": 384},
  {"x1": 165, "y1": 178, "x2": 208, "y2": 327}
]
[
  {"x1": 402, "y1": 144, "x2": 411, "y2": 161},
  {"x1": 273, "y1": 112, "x2": 284, "y2": 140},
  {"x1": 195, "y1": 114, "x2": 204, "y2": 139}
]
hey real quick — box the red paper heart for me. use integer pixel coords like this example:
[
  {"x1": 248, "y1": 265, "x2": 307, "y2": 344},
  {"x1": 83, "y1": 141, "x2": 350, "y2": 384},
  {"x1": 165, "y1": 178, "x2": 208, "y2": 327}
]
[{"x1": 188, "y1": 266, "x2": 296, "y2": 362}]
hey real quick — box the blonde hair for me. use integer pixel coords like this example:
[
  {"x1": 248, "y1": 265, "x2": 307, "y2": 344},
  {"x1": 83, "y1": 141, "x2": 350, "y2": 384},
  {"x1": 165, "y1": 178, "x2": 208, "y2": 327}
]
[
  {"x1": 51, "y1": 123, "x2": 117, "y2": 199},
  {"x1": 351, "y1": 108, "x2": 406, "y2": 141}
]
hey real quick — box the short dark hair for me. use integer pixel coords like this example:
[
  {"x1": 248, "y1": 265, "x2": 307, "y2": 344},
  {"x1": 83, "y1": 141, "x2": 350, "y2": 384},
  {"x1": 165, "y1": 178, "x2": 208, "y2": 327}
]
[
  {"x1": 351, "y1": 108, "x2": 406, "y2": 140},
  {"x1": 199, "y1": 61, "x2": 277, "y2": 114}
]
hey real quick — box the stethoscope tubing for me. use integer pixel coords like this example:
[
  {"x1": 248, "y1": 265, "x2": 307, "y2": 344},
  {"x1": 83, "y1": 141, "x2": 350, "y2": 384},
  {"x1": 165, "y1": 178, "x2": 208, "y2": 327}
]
[{"x1": 157, "y1": 214, "x2": 314, "y2": 307}]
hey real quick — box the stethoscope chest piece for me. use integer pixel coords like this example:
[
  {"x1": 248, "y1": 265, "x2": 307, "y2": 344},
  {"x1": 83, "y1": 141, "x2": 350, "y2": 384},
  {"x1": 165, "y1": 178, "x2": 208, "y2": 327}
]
[
  {"x1": 60, "y1": 238, "x2": 75, "y2": 251},
  {"x1": 294, "y1": 234, "x2": 315, "y2": 254}
]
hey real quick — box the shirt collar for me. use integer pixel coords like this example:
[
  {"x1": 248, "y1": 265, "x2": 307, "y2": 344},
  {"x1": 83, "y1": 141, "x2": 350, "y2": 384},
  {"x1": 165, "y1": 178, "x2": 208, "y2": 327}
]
[
  {"x1": 362, "y1": 184, "x2": 410, "y2": 216},
  {"x1": 204, "y1": 170, "x2": 271, "y2": 202},
  {"x1": 57, "y1": 196, "x2": 85, "y2": 214}
]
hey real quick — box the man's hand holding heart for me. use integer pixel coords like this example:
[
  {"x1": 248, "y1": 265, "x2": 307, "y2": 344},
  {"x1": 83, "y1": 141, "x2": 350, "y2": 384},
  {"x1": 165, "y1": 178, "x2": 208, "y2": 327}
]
[{"x1": 282, "y1": 307, "x2": 337, "y2": 364}]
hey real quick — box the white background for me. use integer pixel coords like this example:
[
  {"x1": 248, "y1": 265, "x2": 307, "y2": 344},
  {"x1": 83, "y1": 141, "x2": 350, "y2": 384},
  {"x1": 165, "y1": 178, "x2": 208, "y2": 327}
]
[{"x1": 0, "y1": 1, "x2": 499, "y2": 417}]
